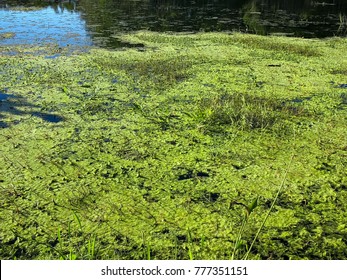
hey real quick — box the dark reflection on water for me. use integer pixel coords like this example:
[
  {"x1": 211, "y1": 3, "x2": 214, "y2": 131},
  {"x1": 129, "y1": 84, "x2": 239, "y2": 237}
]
[{"x1": 0, "y1": 0, "x2": 347, "y2": 48}]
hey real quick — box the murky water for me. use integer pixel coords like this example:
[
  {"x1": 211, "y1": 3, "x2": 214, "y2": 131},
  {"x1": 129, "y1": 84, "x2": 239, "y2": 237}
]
[{"x1": 1, "y1": 0, "x2": 347, "y2": 48}]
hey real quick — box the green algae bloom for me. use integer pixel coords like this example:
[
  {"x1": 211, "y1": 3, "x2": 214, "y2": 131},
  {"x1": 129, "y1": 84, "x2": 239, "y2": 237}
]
[{"x1": 0, "y1": 32, "x2": 347, "y2": 259}]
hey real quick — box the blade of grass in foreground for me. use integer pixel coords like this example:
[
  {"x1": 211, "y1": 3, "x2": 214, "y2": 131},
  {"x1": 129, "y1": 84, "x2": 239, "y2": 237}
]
[{"x1": 243, "y1": 154, "x2": 295, "y2": 260}]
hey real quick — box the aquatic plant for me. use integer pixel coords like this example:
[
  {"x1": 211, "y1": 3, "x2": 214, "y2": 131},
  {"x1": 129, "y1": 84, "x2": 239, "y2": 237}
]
[{"x1": 1, "y1": 32, "x2": 347, "y2": 259}]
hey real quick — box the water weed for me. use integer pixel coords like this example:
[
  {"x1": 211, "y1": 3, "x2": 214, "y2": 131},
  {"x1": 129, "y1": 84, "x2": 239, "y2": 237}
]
[{"x1": 1, "y1": 32, "x2": 347, "y2": 259}]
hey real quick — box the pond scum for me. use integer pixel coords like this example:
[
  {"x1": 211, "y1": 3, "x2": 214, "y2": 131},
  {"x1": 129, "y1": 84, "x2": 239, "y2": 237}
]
[{"x1": 0, "y1": 32, "x2": 347, "y2": 260}]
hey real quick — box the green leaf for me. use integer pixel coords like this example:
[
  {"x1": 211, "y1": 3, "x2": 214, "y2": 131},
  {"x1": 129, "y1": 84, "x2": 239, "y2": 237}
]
[{"x1": 246, "y1": 196, "x2": 259, "y2": 217}]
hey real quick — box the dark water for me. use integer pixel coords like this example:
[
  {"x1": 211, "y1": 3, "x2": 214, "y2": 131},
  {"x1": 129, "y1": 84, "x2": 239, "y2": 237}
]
[
  {"x1": 1, "y1": 0, "x2": 347, "y2": 48},
  {"x1": 0, "y1": 92, "x2": 12, "y2": 101}
]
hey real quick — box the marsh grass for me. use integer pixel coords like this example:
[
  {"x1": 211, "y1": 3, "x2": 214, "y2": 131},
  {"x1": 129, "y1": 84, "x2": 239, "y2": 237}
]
[{"x1": 193, "y1": 92, "x2": 307, "y2": 131}]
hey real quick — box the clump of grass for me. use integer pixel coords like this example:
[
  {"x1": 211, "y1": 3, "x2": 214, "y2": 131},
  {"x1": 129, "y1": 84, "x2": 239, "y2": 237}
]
[
  {"x1": 232, "y1": 33, "x2": 320, "y2": 57},
  {"x1": 193, "y1": 92, "x2": 306, "y2": 131}
]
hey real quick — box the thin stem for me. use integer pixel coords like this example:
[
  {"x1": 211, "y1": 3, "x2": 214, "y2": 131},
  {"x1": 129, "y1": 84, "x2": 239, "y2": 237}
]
[{"x1": 243, "y1": 154, "x2": 294, "y2": 260}]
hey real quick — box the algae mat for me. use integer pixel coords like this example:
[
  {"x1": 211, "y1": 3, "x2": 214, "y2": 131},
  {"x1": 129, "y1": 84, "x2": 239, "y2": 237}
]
[{"x1": 0, "y1": 32, "x2": 347, "y2": 259}]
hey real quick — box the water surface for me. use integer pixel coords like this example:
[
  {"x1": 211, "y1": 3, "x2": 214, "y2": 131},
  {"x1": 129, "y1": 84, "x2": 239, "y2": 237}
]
[
  {"x1": 0, "y1": 3, "x2": 92, "y2": 46},
  {"x1": 1, "y1": 0, "x2": 347, "y2": 48}
]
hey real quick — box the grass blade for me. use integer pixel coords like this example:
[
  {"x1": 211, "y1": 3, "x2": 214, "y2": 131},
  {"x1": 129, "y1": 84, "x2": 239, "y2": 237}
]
[{"x1": 243, "y1": 154, "x2": 294, "y2": 260}]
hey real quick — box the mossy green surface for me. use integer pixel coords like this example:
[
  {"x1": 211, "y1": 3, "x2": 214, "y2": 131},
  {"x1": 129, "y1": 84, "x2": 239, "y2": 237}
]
[{"x1": 1, "y1": 32, "x2": 347, "y2": 259}]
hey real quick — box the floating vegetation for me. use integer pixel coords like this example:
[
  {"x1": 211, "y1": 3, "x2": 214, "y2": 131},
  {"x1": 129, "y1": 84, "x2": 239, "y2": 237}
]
[
  {"x1": 0, "y1": 32, "x2": 347, "y2": 260},
  {"x1": 0, "y1": 32, "x2": 16, "y2": 40}
]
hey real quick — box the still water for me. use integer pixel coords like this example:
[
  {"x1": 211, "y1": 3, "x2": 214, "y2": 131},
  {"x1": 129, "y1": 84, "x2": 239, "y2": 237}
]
[{"x1": 1, "y1": 0, "x2": 347, "y2": 48}]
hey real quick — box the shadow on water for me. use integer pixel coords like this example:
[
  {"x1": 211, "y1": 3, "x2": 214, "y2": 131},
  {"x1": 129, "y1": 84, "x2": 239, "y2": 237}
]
[
  {"x1": 0, "y1": 90, "x2": 64, "y2": 128},
  {"x1": 32, "y1": 112, "x2": 64, "y2": 123}
]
